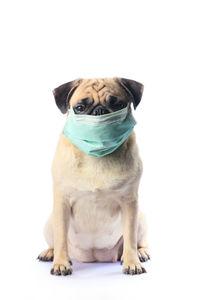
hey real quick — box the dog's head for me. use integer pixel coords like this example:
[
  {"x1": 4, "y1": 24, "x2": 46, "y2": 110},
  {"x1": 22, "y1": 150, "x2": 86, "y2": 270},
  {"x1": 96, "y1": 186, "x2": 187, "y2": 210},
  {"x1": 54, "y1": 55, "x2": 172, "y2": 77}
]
[{"x1": 53, "y1": 78, "x2": 144, "y2": 115}]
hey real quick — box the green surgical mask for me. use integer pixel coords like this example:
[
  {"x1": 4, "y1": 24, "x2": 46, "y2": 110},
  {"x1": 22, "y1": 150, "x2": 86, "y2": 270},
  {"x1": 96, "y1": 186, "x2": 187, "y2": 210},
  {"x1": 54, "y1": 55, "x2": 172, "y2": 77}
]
[{"x1": 62, "y1": 105, "x2": 136, "y2": 158}]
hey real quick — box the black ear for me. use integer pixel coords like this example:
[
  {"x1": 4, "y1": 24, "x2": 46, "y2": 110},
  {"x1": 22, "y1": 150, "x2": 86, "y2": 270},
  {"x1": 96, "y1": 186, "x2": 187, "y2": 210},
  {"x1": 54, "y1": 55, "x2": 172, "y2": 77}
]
[
  {"x1": 53, "y1": 79, "x2": 82, "y2": 113},
  {"x1": 116, "y1": 77, "x2": 144, "y2": 109}
]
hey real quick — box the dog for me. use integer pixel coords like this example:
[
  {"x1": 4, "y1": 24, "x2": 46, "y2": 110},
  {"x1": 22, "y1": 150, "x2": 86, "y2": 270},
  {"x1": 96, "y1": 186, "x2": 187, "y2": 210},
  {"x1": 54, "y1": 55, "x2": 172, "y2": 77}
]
[{"x1": 38, "y1": 77, "x2": 150, "y2": 276}]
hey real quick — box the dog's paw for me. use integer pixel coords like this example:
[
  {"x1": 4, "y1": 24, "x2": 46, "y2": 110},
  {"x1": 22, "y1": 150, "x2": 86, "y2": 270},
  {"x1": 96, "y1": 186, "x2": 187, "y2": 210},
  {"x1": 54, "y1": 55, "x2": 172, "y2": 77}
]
[
  {"x1": 137, "y1": 247, "x2": 150, "y2": 262},
  {"x1": 37, "y1": 248, "x2": 54, "y2": 262},
  {"x1": 122, "y1": 261, "x2": 146, "y2": 275},
  {"x1": 50, "y1": 261, "x2": 72, "y2": 276},
  {"x1": 121, "y1": 255, "x2": 146, "y2": 275}
]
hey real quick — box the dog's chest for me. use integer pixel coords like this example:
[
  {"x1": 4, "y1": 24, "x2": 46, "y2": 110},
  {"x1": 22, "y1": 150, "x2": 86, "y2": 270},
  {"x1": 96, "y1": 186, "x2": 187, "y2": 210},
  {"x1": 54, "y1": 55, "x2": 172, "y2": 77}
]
[
  {"x1": 55, "y1": 148, "x2": 136, "y2": 194},
  {"x1": 53, "y1": 133, "x2": 138, "y2": 194}
]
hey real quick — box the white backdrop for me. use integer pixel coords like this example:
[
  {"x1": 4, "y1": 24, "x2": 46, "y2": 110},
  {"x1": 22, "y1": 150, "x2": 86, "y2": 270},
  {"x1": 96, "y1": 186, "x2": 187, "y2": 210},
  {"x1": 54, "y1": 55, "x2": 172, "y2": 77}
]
[{"x1": 1, "y1": 0, "x2": 200, "y2": 299}]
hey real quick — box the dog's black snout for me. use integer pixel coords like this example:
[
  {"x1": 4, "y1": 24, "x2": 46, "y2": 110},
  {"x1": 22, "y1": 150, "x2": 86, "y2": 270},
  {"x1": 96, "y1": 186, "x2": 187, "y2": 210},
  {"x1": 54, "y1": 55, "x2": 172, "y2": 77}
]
[{"x1": 91, "y1": 105, "x2": 109, "y2": 116}]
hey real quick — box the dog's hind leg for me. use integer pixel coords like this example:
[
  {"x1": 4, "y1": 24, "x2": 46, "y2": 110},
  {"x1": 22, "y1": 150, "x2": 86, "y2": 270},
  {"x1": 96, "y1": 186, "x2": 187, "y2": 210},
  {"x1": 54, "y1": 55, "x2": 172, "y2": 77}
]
[
  {"x1": 37, "y1": 215, "x2": 54, "y2": 262},
  {"x1": 137, "y1": 211, "x2": 150, "y2": 262},
  {"x1": 37, "y1": 248, "x2": 54, "y2": 261}
]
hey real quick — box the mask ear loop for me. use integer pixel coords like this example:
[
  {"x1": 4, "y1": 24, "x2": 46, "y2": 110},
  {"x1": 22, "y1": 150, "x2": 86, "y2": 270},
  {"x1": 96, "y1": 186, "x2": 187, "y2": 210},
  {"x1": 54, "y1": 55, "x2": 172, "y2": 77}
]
[{"x1": 66, "y1": 104, "x2": 74, "y2": 119}]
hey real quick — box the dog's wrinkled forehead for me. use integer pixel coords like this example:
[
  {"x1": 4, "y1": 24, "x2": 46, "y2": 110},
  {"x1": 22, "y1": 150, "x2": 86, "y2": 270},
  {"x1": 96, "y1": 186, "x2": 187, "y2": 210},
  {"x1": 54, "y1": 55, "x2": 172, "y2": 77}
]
[
  {"x1": 70, "y1": 78, "x2": 126, "y2": 105},
  {"x1": 53, "y1": 78, "x2": 144, "y2": 114}
]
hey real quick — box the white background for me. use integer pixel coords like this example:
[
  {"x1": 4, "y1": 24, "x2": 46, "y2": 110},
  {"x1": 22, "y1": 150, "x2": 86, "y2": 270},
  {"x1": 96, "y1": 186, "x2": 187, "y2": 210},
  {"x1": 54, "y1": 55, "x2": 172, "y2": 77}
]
[{"x1": 0, "y1": 0, "x2": 200, "y2": 299}]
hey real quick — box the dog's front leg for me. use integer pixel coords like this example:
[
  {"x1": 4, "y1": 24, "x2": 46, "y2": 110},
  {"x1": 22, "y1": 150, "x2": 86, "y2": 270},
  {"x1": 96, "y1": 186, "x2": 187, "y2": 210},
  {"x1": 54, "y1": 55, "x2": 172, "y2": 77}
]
[
  {"x1": 50, "y1": 185, "x2": 72, "y2": 276},
  {"x1": 121, "y1": 195, "x2": 146, "y2": 275}
]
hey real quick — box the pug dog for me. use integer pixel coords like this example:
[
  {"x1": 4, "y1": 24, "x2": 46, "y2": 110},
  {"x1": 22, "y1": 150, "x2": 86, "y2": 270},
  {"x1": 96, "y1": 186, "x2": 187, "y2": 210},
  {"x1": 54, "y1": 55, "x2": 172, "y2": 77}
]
[{"x1": 38, "y1": 78, "x2": 150, "y2": 276}]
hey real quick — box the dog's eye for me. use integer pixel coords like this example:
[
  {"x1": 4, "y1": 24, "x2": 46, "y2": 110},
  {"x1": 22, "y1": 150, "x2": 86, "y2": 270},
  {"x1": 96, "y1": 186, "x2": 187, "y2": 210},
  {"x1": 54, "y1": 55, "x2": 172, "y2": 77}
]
[
  {"x1": 108, "y1": 96, "x2": 127, "y2": 110},
  {"x1": 75, "y1": 105, "x2": 85, "y2": 112},
  {"x1": 116, "y1": 101, "x2": 126, "y2": 109}
]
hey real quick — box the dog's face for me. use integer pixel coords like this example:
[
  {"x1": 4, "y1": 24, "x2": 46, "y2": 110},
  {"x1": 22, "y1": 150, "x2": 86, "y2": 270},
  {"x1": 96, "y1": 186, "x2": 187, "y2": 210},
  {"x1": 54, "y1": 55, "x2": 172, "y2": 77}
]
[{"x1": 53, "y1": 78, "x2": 144, "y2": 115}]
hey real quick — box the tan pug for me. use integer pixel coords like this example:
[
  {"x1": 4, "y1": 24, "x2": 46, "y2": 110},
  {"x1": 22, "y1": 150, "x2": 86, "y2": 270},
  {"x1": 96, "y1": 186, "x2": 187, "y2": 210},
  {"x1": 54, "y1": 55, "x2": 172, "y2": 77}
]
[{"x1": 38, "y1": 78, "x2": 150, "y2": 276}]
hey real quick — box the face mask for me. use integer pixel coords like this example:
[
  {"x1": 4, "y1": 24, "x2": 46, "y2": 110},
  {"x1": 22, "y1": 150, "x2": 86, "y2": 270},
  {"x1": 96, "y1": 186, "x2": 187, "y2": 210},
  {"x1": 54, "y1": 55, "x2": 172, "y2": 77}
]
[{"x1": 62, "y1": 104, "x2": 136, "y2": 158}]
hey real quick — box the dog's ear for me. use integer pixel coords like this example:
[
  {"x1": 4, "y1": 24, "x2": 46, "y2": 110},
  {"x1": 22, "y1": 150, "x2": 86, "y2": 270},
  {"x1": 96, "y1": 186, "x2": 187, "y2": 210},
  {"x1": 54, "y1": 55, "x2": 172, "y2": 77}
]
[
  {"x1": 116, "y1": 77, "x2": 144, "y2": 109},
  {"x1": 53, "y1": 79, "x2": 82, "y2": 113}
]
